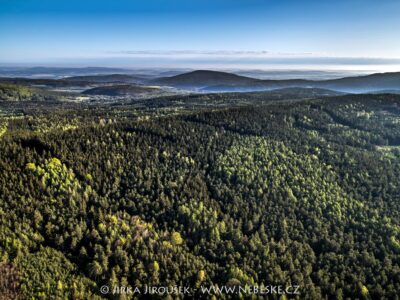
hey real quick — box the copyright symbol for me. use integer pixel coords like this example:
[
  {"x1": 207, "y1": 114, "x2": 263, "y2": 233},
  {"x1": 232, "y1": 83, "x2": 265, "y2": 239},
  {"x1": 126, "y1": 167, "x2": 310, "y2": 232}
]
[{"x1": 100, "y1": 285, "x2": 110, "y2": 294}]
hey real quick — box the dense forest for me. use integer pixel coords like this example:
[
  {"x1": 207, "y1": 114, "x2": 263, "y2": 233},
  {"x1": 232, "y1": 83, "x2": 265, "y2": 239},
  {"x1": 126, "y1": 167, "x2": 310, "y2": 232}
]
[
  {"x1": 0, "y1": 92, "x2": 400, "y2": 299},
  {"x1": 0, "y1": 83, "x2": 71, "y2": 102}
]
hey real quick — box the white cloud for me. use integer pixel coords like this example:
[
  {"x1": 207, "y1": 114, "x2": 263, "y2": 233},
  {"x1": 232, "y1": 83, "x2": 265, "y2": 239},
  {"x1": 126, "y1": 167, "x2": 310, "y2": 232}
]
[{"x1": 106, "y1": 50, "x2": 321, "y2": 58}]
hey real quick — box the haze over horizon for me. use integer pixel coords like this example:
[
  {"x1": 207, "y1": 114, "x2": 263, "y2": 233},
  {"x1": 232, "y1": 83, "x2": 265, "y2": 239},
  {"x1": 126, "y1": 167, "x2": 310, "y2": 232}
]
[{"x1": 1, "y1": 0, "x2": 400, "y2": 72}]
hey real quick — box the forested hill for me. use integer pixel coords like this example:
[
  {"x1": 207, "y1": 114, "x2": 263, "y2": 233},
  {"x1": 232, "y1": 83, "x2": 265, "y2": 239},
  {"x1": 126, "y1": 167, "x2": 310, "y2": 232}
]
[
  {"x1": 62, "y1": 74, "x2": 142, "y2": 84},
  {"x1": 153, "y1": 70, "x2": 259, "y2": 87},
  {"x1": 0, "y1": 83, "x2": 35, "y2": 101},
  {"x1": 154, "y1": 70, "x2": 400, "y2": 92},
  {"x1": 0, "y1": 93, "x2": 400, "y2": 298},
  {"x1": 81, "y1": 84, "x2": 161, "y2": 96},
  {"x1": 2, "y1": 70, "x2": 400, "y2": 94},
  {"x1": 0, "y1": 83, "x2": 62, "y2": 102}
]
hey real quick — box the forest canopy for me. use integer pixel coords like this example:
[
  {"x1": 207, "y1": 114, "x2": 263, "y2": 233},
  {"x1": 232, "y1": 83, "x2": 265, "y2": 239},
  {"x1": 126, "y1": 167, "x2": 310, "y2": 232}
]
[{"x1": 0, "y1": 93, "x2": 400, "y2": 299}]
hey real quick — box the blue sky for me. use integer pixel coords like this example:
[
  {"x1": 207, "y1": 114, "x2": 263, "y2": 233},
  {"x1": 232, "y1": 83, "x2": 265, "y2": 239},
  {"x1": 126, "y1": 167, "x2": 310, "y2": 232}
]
[{"x1": 1, "y1": 0, "x2": 400, "y2": 70}]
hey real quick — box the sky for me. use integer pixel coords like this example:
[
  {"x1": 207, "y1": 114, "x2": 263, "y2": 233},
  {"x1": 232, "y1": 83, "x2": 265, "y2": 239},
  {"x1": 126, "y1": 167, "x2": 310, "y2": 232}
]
[{"x1": 1, "y1": 0, "x2": 400, "y2": 71}]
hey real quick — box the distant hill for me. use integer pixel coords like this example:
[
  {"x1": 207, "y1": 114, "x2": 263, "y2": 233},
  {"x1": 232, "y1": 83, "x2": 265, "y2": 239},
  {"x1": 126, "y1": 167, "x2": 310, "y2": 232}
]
[
  {"x1": 263, "y1": 87, "x2": 345, "y2": 97},
  {"x1": 319, "y1": 72, "x2": 400, "y2": 92},
  {"x1": 200, "y1": 87, "x2": 344, "y2": 98},
  {"x1": 81, "y1": 84, "x2": 161, "y2": 96},
  {"x1": 153, "y1": 70, "x2": 258, "y2": 88},
  {"x1": 0, "y1": 77, "x2": 90, "y2": 87},
  {"x1": 0, "y1": 66, "x2": 134, "y2": 78},
  {"x1": 369, "y1": 89, "x2": 400, "y2": 94},
  {"x1": 0, "y1": 74, "x2": 143, "y2": 88},
  {"x1": 62, "y1": 74, "x2": 143, "y2": 83},
  {"x1": 154, "y1": 70, "x2": 400, "y2": 93},
  {"x1": 157, "y1": 70, "x2": 191, "y2": 77},
  {"x1": 201, "y1": 79, "x2": 310, "y2": 92},
  {"x1": 2, "y1": 70, "x2": 400, "y2": 94}
]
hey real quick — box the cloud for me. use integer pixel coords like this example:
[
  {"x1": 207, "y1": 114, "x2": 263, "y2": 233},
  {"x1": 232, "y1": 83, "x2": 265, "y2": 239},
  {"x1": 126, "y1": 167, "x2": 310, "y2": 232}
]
[
  {"x1": 106, "y1": 50, "x2": 319, "y2": 57},
  {"x1": 105, "y1": 50, "x2": 400, "y2": 65},
  {"x1": 103, "y1": 51, "x2": 400, "y2": 67}
]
